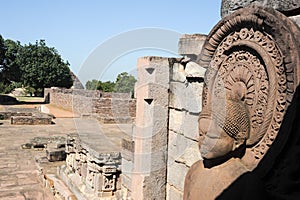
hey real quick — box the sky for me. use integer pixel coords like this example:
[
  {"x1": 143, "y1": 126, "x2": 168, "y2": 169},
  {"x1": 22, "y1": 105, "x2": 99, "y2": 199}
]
[{"x1": 1, "y1": 0, "x2": 221, "y2": 85}]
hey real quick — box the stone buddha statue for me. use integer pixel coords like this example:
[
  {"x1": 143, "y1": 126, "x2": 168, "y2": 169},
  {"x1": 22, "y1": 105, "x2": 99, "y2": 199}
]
[
  {"x1": 184, "y1": 4, "x2": 300, "y2": 200},
  {"x1": 184, "y1": 86, "x2": 252, "y2": 199}
]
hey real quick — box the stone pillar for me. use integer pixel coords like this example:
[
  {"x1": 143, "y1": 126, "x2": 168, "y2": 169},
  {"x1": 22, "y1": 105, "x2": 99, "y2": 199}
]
[
  {"x1": 121, "y1": 55, "x2": 206, "y2": 199},
  {"x1": 128, "y1": 56, "x2": 171, "y2": 200}
]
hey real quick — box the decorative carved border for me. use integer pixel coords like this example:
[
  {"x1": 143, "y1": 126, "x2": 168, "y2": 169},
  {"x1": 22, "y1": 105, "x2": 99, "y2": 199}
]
[{"x1": 198, "y1": 5, "x2": 300, "y2": 167}]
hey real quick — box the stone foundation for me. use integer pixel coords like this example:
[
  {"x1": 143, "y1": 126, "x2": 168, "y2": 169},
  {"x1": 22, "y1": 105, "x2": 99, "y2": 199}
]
[
  {"x1": 11, "y1": 116, "x2": 52, "y2": 125},
  {"x1": 1, "y1": 108, "x2": 54, "y2": 125}
]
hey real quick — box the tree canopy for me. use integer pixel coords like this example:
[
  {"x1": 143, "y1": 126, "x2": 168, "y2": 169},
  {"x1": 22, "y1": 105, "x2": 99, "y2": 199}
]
[
  {"x1": 19, "y1": 40, "x2": 73, "y2": 92},
  {"x1": 114, "y1": 72, "x2": 136, "y2": 93},
  {"x1": 85, "y1": 72, "x2": 137, "y2": 95},
  {"x1": 0, "y1": 35, "x2": 73, "y2": 95}
]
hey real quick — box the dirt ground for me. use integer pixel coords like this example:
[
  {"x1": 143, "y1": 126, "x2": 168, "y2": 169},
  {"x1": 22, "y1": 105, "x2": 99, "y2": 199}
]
[{"x1": 0, "y1": 103, "x2": 132, "y2": 199}]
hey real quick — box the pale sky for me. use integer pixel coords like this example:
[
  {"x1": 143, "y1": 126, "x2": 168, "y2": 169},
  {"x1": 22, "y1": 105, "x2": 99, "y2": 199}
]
[{"x1": 1, "y1": 0, "x2": 221, "y2": 84}]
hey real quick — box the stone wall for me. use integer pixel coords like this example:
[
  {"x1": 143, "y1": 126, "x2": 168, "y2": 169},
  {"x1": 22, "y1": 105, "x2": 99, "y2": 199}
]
[
  {"x1": 11, "y1": 116, "x2": 52, "y2": 125},
  {"x1": 167, "y1": 60, "x2": 204, "y2": 199},
  {"x1": 44, "y1": 88, "x2": 136, "y2": 123},
  {"x1": 1, "y1": 108, "x2": 54, "y2": 125},
  {"x1": 121, "y1": 34, "x2": 206, "y2": 200}
]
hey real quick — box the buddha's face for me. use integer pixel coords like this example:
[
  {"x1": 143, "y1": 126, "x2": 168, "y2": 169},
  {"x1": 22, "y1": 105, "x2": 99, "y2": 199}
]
[
  {"x1": 199, "y1": 116, "x2": 235, "y2": 159},
  {"x1": 198, "y1": 97, "x2": 250, "y2": 160}
]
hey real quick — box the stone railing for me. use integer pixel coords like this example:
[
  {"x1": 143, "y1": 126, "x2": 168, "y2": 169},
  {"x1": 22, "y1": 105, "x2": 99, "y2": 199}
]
[{"x1": 58, "y1": 134, "x2": 122, "y2": 199}]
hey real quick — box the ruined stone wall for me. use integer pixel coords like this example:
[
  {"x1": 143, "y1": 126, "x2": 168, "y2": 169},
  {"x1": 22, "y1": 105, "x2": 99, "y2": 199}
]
[
  {"x1": 127, "y1": 3, "x2": 300, "y2": 199},
  {"x1": 92, "y1": 93, "x2": 136, "y2": 123},
  {"x1": 44, "y1": 88, "x2": 136, "y2": 123},
  {"x1": 121, "y1": 34, "x2": 206, "y2": 200}
]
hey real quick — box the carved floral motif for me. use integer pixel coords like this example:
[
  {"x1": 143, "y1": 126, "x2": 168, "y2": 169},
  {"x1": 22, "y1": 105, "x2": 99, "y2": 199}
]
[{"x1": 203, "y1": 26, "x2": 290, "y2": 160}]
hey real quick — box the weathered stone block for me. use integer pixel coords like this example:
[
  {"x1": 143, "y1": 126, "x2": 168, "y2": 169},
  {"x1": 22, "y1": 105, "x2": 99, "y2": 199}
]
[
  {"x1": 122, "y1": 158, "x2": 133, "y2": 175},
  {"x1": 185, "y1": 61, "x2": 206, "y2": 78},
  {"x1": 169, "y1": 110, "x2": 185, "y2": 135},
  {"x1": 171, "y1": 63, "x2": 187, "y2": 83},
  {"x1": 121, "y1": 174, "x2": 132, "y2": 191},
  {"x1": 168, "y1": 130, "x2": 201, "y2": 167},
  {"x1": 167, "y1": 162, "x2": 189, "y2": 191},
  {"x1": 136, "y1": 56, "x2": 171, "y2": 86},
  {"x1": 178, "y1": 34, "x2": 207, "y2": 61},
  {"x1": 169, "y1": 82, "x2": 203, "y2": 113},
  {"x1": 135, "y1": 83, "x2": 169, "y2": 107},
  {"x1": 143, "y1": 168, "x2": 167, "y2": 199},
  {"x1": 121, "y1": 139, "x2": 134, "y2": 161},
  {"x1": 46, "y1": 147, "x2": 66, "y2": 162},
  {"x1": 130, "y1": 56, "x2": 171, "y2": 200},
  {"x1": 169, "y1": 109, "x2": 199, "y2": 141},
  {"x1": 167, "y1": 184, "x2": 183, "y2": 200}
]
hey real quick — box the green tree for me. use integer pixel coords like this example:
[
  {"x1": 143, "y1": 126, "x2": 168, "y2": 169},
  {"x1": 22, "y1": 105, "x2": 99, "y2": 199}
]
[
  {"x1": 0, "y1": 35, "x2": 6, "y2": 82},
  {"x1": 3, "y1": 39, "x2": 22, "y2": 83},
  {"x1": 85, "y1": 79, "x2": 98, "y2": 90},
  {"x1": 85, "y1": 79, "x2": 115, "y2": 92},
  {"x1": 0, "y1": 36, "x2": 22, "y2": 94},
  {"x1": 114, "y1": 72, "x2": 136, "y2": 94},
  {"x1": 0, "y1": 35, "x2": 5, "y2": 68},
  {"x1": 85, "y1": 72, "x2": 136, "y2": 94},
  {"x1": 18, "y1": 40, "x2": 73, "y2": 95},
  {"x1": 97, "y1": 81, "x2": 115, "y2": 92}
]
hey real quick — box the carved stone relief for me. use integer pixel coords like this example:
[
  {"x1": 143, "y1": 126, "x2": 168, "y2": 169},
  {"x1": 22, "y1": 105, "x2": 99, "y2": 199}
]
[
  {"x1": 221, "y1": 0, "x2": 300, "y2": 17},
  {"x1": 184, "y1": 5, "x2": 300, "y2": 199},
  {"x1": 63, "y1": 135, "x2": 121, "y2": 196}
]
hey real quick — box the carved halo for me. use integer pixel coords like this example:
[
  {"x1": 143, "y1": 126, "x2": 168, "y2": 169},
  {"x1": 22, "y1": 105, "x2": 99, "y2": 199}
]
[{"x1": 198, "y1": 5, "x2": 300, "y2": 164}]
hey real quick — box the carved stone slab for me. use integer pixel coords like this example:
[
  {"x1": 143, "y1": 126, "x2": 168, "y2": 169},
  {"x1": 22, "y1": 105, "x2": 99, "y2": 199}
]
[
  {"x1": 221, "y1": 0, "x2": 300, "y2": 17},
  {"x1": 184, "y1": 5, "x2": 300, "y2": 199}
]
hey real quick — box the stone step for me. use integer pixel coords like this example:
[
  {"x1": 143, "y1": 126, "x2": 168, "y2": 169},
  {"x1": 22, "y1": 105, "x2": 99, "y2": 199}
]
[{"x1": 43, "y1": 174, "x2": 76, "y2": 200}]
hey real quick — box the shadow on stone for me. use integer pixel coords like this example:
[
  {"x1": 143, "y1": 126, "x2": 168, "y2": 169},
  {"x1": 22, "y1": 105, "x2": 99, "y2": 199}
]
[
  {"x1": 0, "y1": 94, "x2": 47, "y2": 105},
  {"x1": 0, "y1": 95, "x2": 19, "y2": 105},
  {"x1": 217, "y1": 85, "x2": 300, "y2": 200},
  {"x1": 203, "y1": 144, "x2": 246, "y2": 169}
]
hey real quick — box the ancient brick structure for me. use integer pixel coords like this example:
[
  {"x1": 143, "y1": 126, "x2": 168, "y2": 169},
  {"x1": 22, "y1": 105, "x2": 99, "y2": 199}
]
[
  {"x1": 32, "y1": 1, "x2": 300, "y2": 199},
  {"x1": 44, "y1": 88, "x2": 136, "y2": 123},
  {"x1": 120, "y1": 1, "x2": 300, "y2": 200},
  {"x1": 0, "y1": 108, "x2": 53, "y2": 125},
  {"x1": 121, "y1": 34, "x2": 207, "y2": 199}
]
